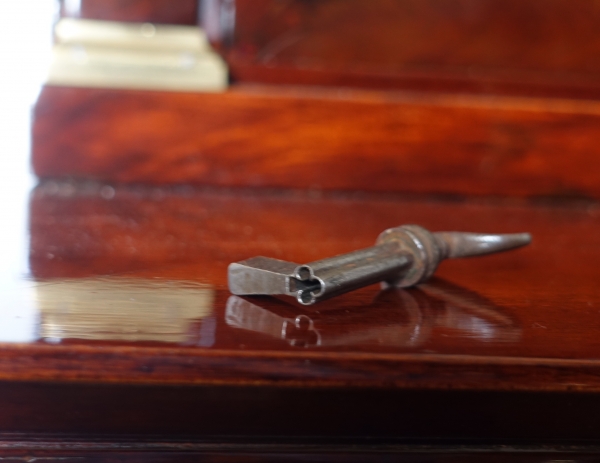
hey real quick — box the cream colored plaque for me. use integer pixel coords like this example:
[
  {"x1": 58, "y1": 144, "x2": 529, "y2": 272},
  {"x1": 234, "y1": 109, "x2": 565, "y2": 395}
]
[{"x1": 47, "y1": 18, "x2": 228, "y2": 92}]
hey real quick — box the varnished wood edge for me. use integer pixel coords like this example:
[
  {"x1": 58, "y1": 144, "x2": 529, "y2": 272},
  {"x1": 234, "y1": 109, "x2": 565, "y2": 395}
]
[
  {"x1": 2, "y1": 436, "x2": 600, "y2": 455},
  {"x1": 2, "y1": 344, "x2": 600, "y2": 392},
  {"x1": 229, "y1": 84, "x2": 600, "y2": 115}
]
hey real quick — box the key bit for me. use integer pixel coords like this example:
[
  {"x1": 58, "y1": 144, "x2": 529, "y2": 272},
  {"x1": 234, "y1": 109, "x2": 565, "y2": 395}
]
[{"x1": 228, "y1": 225, "x2": 531, "y2": 305}]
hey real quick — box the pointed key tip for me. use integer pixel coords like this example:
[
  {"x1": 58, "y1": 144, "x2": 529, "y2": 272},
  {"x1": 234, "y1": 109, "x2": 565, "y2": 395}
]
[{"x1": 433, "y1": 231, "x2": 531, "y2": 259}]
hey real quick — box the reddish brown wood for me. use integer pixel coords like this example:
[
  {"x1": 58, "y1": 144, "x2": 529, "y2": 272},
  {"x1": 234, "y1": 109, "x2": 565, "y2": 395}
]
[
  {"x1": 0, "y1": 178, "x2": 594, "y2": 448},
  {"x1": 226, "y1": 61, "x2": 600, "y2": 101},
  {"x1": 14, "y1": 0, "x2": 600, "y2": 456},
  {"x1": 231, "y1": 0, "x2": 600, "y2": 74},
  {"x1": 17, "y1": 180, "x2": 600, "y2": 392},
  {"x1": 32, "y1": 85, "x2": 600, "y2": 199},
  {"x1": 60, "y1": 0, "x2": 198, "y2": 25},
  {"x1": 220, "y1": 0, "x2": 600, "y2": 97},
  {"x1": 0, "y1": 179, "x2": 595, "y2": 453}
]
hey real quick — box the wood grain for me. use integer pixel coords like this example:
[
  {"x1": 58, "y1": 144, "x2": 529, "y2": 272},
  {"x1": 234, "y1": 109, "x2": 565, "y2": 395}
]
[
  {"x1": 17, "y1": 1, "x2": 600, "y2": 453},
  {"x1": 221, "y1": 0, "x2": 600, "y2": 97},
  {"x1": 18, "y1": 180, "x2": 600, "y2": 392},
  {"x1": 60, "y1": 0, "x2": 198, "y2": 25},
  {"x1": 32, "y1": 85, "x2": 600, "y2": 199},
  {"x1": 2, "y1": 180, "x2": 600, "y2": 448}
]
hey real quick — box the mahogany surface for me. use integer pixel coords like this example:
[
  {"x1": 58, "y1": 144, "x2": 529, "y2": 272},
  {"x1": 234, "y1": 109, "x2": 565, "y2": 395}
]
[
  {"x1": 222, "y1": 0, "x2": 600, "y2": 98},
  {"x1": 11, "y1": 0, "x2": 600, "y2": 459},
  {"x1": 0, "y1": 179, "x2": 598, "y2": 453},
  {"x1": 16, "y1": 180, "x2": 600, "y2": 391},
  {"x1": 32, "y1": 85, "x2": 600, "y2": 199},
  {"x1": 60, "y1": 0, "x2": 199, "y2": 25}
]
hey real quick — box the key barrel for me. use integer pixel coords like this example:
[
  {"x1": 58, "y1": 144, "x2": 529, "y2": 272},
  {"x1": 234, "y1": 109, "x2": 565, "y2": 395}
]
[
  {"x1": 290, "y1": 241, "x2": 413, "y2": 305},
  {"x1": 228, "y1": 224, "x2": 531, "y2": 305}
]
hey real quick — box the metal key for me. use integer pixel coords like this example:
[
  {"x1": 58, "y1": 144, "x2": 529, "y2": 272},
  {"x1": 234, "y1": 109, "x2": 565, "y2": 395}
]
[{"x1": 228, "y1": 224, "x2": 531, "y2": 305}]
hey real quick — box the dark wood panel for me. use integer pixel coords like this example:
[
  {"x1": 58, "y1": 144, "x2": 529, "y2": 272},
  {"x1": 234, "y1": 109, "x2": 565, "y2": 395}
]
[
  {"x1": 32, "y1": 85, "x2": 600, "y2": 199},
  {"x1": 4, "y1": 382, "x2": 600, "y2": 444},
  {"x1": 226, "y1": 61, "x2": 600, "y2": 101},
  {"x1": 218, "y1": 0, "x2": 600, "y2": 96},
  {"x1": 60, "y1": 0, "x2": 198, "y2": 25},
  {"x1": 3, "y1": 440, "x2": 600, "y2": 463},
  {"x1": 230, "y1": 0, "x2": 600, "y2": 74}
]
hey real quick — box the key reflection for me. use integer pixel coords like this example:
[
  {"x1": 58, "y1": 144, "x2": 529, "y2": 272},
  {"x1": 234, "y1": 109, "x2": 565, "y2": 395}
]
[
  {"x1": 37, "y1": 277, "x2": 214, "y2": 344},
  {"x1": 226, "y1": 279, "x2": 521, "y2": 348}
]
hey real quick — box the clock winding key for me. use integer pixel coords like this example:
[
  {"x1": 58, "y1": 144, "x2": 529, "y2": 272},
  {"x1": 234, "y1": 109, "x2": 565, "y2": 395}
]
[{"x1": 228, "y1": 225, "x2": 531, "y2": 305}]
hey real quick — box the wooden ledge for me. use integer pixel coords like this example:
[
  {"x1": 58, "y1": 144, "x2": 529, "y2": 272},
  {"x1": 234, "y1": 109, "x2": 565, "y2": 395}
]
[{"x1": 32, "y1": 84, "x2": 600, "y2": 199}]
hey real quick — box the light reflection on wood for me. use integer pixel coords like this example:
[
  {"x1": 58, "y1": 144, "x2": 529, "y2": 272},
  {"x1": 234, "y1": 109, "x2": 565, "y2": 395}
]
[
  {"x1": 37, "y1": 277, "x2": 213, "y2": 343},
  {"x1": 226, "y1": 282, "x2": 521, "y2": 349}
]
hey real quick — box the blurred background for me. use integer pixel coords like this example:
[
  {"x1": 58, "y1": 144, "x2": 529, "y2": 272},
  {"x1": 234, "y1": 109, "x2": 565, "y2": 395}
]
[{"x1": 0, "y1": 1, "x2": 54, "y2": 342}]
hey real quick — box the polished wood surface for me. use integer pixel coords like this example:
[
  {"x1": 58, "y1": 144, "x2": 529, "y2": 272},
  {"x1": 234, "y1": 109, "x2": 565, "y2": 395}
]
[
  {"x1": 0, "y1": 179, "x2": 597, "y2": 452},
  {"x1": 60, "y1": 0, "x2": 199, "y2": 25},
  {"x1": 32, "y1": 85, "x2": 600, "y2": 199},
  {"x1": 10, "y1": 0, "x2": 600, "y2": 459},
  {"x1": 14, "y1": 179, "x2": 600, "y2": 391},
  {"x1": 222, "y1": 0, "x2": 600, "y2": 98}
]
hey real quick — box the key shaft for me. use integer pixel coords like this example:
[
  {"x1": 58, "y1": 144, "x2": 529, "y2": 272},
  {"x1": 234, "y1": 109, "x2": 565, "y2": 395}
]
[{"x1": 228, "y1": 225, "x2": 531, "y2": 305}]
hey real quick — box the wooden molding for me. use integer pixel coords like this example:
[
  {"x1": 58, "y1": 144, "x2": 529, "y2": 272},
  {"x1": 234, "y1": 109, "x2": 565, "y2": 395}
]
[{"x1": 33, "y1": 84, "x2": 600, "y2": 199}]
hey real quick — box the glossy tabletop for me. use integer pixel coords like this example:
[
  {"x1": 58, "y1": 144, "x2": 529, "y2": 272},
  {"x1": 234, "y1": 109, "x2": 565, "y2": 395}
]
[
  {"x1": 6, "y1": 2, "x2": 600, "y2": 458},
  {"x1": 0, "y1": 178, "x2": 597, "y2": 392}
]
